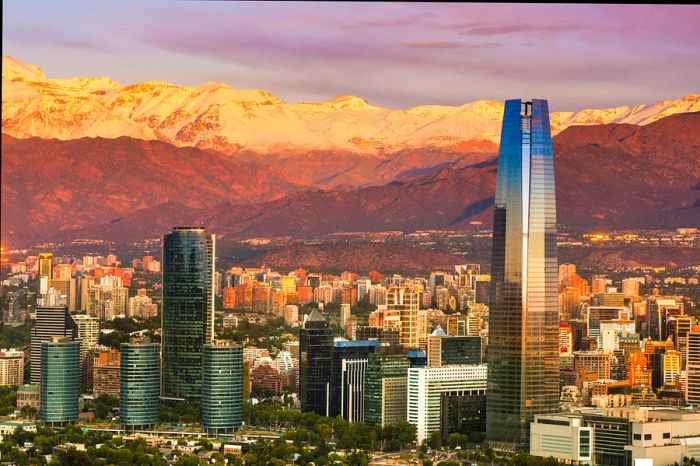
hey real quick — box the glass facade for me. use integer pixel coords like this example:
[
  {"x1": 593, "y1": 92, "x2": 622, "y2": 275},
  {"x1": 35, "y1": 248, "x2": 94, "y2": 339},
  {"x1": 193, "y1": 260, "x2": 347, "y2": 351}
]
[
  {"x1": 161, "y1": 227, "x2": 215, "y2": 401},
  {"x1": 299, "y1": 310, "x2": 333, "y2": 415},
  {"x1": 364, "y1": 350, "x2": 411, "y2": 426},
  {"x1": 441, "y1": 336, "x2": 482, "y2": 365},
  {"x1": 486, "y1": 99, "x2": 559, "y2": 449},
  {"x1": 329, "y1": 340, "x2": 380, "y2": 420},
  {"x1": 120, "y1": 339, "x2": 160, "y2": 429},
  {"x1": 202, "y1": 341, "x2": 243, "y2": 434},
  {"x1": 40, "y1": 339, "x2": 80, "y2": 425}
]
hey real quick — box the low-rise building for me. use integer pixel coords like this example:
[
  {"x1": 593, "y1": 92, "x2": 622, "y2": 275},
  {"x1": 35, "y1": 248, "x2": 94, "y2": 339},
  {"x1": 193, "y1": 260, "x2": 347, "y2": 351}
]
[{"x1": 530, "y1": 413, "x2": 592, "y2": 464}]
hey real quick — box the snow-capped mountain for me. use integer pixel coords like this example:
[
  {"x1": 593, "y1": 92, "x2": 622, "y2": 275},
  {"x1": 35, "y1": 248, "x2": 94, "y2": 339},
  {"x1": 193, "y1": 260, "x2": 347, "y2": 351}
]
[{"x1": 3, "y1": 56, "x2": 698, "y2": 153}]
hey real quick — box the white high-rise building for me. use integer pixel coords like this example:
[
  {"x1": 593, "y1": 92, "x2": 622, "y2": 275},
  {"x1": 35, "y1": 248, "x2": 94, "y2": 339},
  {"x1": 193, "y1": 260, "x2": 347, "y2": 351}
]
[{"x1": 407, "y1": 364, "x2": 487, "y2": 443}]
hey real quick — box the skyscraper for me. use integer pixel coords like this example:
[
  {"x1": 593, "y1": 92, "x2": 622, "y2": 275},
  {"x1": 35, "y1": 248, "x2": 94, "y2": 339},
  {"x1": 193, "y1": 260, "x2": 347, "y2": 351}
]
[
  {"x1": 486, "y1": 99, "x2": 559, "y2": 449},
  {"x1": 40, "y1": 337, "x2": 80, "y2": 426},
  {"x1": 161, "y1": 227, "x2": 216, "y2": 401},
  {"x1": 202, "y1": 340, "x2": 243, "y2": 434},
  {"x1": 31, "y1": 306, "x2": 78, "y2": 385},
  {"x1": 120, "y1": 337, "x2": 160, "y2": 429},
  {"x1": 329, "y1": 339, "x2": 381, "y2": 422},
  {"x1": 299, "y1": 309, "x2": 333, "y2": 415}
]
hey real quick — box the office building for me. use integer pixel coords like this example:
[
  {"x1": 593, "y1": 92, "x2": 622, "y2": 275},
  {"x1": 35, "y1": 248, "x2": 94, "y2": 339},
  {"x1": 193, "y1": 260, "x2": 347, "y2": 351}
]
[
  {"x1": 574, "y1": 351, "x2": 612, "y2": 381},
  {"x1": 530, "y1": 413, "x2": 592, "y2": 464},
  {"x1": 364, "y1": 348, "x2": 411, "y2": 426},
  {"x1": 38, "y1": 252, "x2": 52, "y2": 294},
  {"x1": 441, "y1": 391, "x2": 487, "y2": 438},
  {"x1": 161, "y1": 227, "x2": 216, "y2": 401},
  {"x1": 0, "y1": 349, "x2": 24, "y2": 386},
  {"x1": 202, "y1": 340, "x2": 243, "y2": 435},
  {"x1": 299, "y1": 310, "x2": 333, "y2": 415},
  {"x1": 408, "y1": 364, "x2": 488, "y2": 443},
  {"x1": 39, "y1": 337, "x2": 80, "y2": 425},
  {"x1": 31, "y1": 307, "x2": 78, "y2": 385},
  {"x1": 120, "y1": 337, "x2": 160, "y2": 429},
  {"x1": 427, "y1": 333, "x2": 482, "y2": 367},
  {"x1": 486, "y1": 99, "x2": 559, "y2": 449},
  {"x1": 329, "y1": 340, "x2": 381, "y2": 422}
]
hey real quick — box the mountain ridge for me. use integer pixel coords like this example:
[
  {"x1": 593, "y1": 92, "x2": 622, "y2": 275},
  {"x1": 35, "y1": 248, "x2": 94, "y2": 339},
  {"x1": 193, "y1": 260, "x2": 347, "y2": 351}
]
[
  {"x1": 3, "y1": 112, "x2": 698, "y2": 246},
  {"x1": 4, "y1": 55, "x2": 698, "y2": 155}
]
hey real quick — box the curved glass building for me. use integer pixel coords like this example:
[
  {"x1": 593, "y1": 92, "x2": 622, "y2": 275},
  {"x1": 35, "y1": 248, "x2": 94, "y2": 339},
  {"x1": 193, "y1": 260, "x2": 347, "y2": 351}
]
[
  {"x1": 486, "y1": 99, "x2": 559, "y2": 450},
  {"x1": 40, "y1": 337, "x2": 80, "y2": 426},
  {"x1": 161, "y1": 227, "x2": 216, "y2": 401},
  {"x1": 120, "y1": 337, "x2": 160, "y2": 429},
  {"x1": 202, "y1": 340, "x2": 243, "y2": 435}
]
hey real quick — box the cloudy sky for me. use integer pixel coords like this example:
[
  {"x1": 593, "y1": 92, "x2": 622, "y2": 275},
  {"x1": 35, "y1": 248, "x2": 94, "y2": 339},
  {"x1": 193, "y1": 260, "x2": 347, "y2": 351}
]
[{"x1": 4, "y1": 2, "x2": 699, "y2": 111}]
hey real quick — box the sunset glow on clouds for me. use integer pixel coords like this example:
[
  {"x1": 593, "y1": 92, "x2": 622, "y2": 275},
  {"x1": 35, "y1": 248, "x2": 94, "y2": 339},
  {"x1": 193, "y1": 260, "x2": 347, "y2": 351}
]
[{"x1": 4, "y1": 2, "x2": 699, "y2": 110}]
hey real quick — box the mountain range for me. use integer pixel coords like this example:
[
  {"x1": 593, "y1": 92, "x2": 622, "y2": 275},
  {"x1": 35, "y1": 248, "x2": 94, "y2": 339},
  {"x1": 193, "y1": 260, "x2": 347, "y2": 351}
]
[
  {"x1": 3, "y1": 112, "x2": 698, "y2": 246},
  {"x1": 1, "y1": 56, "x2": 699, "y2": 247}
]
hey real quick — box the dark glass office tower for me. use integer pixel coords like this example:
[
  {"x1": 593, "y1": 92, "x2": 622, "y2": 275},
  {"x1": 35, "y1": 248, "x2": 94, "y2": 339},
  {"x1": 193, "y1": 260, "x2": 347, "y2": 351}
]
[
  {"x1": 31, "y1": 306, "x2": 78, "y2": 385},
  {"x1": 486, "y1": 99, "x2": 559, "y2": 450},
  {"x1": 161, "y1": 227, "x2": 216, "y2": 401},
  {"x1": 299, "y1": 310, "x2": 333, "y2": 415},
  {"x1": 329, "y1": 339, "x2": 381, "y2": 421}
]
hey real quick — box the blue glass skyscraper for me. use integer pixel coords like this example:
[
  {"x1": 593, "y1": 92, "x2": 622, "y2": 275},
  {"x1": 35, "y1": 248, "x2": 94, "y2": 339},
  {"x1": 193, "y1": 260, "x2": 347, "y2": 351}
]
[{"x1": 486, "y1": 99, "x2": 559, "y2": 450}]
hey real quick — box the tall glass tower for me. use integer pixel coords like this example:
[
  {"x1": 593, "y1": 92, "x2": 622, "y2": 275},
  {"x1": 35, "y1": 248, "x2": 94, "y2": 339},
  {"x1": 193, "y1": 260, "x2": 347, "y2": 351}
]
[
  {"x1": 161, "y1": 227, "x2": 216, "y2": 401},
  {"x1": 202, "y1": 340, "x2": 243, "y2": 435},
  {"x1": 299, "y1": 309, "x2": 333, "y2": 415},
  {"x1": 120, "y1": 337, "x2": 160, "y2": 429},
  {"x1": 40, "y1": 337, "x2": 80, "y2": 426},
  {"x1": 486, "y1": 99, "x2": 559, "y2": 450}
]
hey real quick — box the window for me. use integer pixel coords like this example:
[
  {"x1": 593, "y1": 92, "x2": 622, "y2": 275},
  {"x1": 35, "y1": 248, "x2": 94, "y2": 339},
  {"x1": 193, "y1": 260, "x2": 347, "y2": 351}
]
[
  {"x1": 663, "y1": 433, "x2": 671, "y2": 439},
  {"x1": 633, "y1": 434, "x2": 641, "y2": 440},
  {"x1": 644, "y1": 434, "x2": 652, "y2": 440}
]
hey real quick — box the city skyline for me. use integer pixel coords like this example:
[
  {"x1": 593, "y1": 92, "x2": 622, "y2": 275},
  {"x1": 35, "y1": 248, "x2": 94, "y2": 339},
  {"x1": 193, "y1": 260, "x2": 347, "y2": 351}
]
[{"x1": 2, "y1": 2, "x2": 700, "y2": 464}]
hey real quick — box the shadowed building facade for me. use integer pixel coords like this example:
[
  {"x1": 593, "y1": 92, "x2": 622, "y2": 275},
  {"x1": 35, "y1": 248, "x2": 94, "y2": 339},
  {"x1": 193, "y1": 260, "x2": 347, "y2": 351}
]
[
  {"x1": 299, "y1": 310, "x2": 333, "y2": 415},
  {"x1": 486, "y1": 99, "x2": 559, "y2": 450},
  {"x1": 161, "y1": 227, "x2": 216, "y2": 401}
]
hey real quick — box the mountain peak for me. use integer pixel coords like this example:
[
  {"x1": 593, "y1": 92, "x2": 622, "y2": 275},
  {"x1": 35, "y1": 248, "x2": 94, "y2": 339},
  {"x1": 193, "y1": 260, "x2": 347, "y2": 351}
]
[
  {"x1": 325, "y1": 95, "x2": 372, "y2": 109},
  {"x1": 2, "y1": 55, "x2": 46, "y2": 81}
]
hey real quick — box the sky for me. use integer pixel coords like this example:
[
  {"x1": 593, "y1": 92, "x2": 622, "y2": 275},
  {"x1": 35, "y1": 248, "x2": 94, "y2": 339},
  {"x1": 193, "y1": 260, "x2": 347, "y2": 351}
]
[{"x1": 3, "y1": 2, "x2": 699, "y2": 111}]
